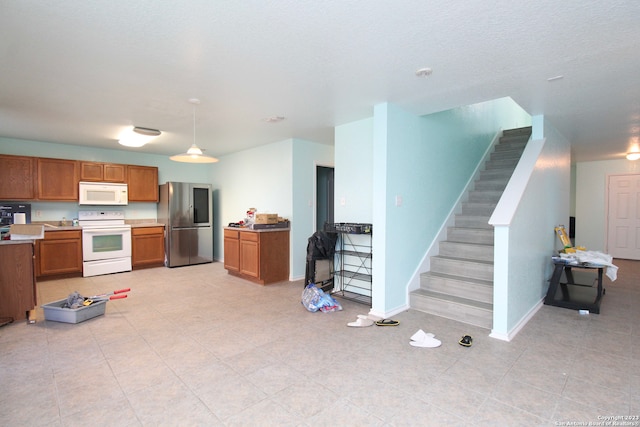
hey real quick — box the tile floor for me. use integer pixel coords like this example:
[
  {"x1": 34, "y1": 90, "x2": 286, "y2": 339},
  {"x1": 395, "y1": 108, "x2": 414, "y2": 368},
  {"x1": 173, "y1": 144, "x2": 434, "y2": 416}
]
[{"x1": 1, "y1": 259, "x2": 639, "y2": 426}]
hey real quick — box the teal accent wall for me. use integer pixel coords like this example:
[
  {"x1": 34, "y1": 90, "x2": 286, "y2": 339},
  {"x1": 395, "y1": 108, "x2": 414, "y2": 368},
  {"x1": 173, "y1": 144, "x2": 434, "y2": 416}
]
[
  {"x1": 382, "y1": 99, "x2": 530, "y2": 312},
  {"x1": 490, "y1": 115, "x2": 570, "y2": 339},
  {"x1": 336, "y1": 98, "x2": 531, "y2": 315},
  {"x1": 334, "y1": 117, "x2": 374, "y2": 223}
]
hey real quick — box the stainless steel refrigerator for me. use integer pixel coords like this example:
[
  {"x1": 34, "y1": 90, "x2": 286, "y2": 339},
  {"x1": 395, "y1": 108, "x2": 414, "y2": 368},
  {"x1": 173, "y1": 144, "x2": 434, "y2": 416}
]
[{"x1": 157, "y1": 182, "x2": 213, "y2": 267}]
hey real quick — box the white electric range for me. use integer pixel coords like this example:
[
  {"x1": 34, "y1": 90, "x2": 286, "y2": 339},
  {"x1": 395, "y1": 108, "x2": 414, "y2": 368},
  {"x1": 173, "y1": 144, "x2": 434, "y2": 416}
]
[{"x1": 78, "y1": 210, "x2": 132, "y2": 277}]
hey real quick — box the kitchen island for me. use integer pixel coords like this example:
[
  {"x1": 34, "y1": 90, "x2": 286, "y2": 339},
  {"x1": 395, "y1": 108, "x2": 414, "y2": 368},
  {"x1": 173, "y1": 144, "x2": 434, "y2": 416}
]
[
  {"x1": 223, "y1": 227, "x2": 289, "y2": 285},
  {"x1": 0, "y1": 240, "x2": 37, "y2": 323}
]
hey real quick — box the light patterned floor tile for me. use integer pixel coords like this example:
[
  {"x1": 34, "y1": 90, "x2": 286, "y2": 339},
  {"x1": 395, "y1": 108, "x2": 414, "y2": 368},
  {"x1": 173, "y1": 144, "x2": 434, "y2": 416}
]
[{"x1": 0, "y1": 260, "x2": 637, "y2": 426}]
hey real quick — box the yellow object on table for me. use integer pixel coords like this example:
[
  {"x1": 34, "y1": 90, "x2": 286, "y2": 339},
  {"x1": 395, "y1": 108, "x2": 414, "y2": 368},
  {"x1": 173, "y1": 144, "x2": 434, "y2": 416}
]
[{"x1": 555, "y1": 225, "x2": 571, "y2": 248}]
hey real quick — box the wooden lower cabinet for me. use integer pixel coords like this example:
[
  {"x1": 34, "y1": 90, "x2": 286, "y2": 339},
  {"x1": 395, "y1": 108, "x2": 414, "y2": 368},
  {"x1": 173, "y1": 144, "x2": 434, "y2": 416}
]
[
  {"x1": 240, "y1": 232, "x2": 259, "y2": 278},
  {"x1": 132, "y1": 226, "x2": 165, "y2": 269},
  {"x1": 36, "y1": 230, "x2": 83, "y2": 279},
  {"x1": 0, "y1": 242, "x2": 36, "y2": 321},
  {"x1": 223, "y1": 228, "x2": 289, "y2": 285},
  {"x1": 223, "y1": 229, "x2": 240, "y2": 272}
]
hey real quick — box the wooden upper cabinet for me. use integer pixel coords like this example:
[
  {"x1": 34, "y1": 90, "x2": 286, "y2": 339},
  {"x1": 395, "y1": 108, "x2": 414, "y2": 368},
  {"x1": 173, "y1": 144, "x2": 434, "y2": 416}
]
[
  {"x1": 0, "y1": 155, "x2": 157, "y2": 202},
  {"x1": 127, "y1": 165, "x2": 159, "y2": 202},
  {"x1": 0, "y1": 155, "x2": 36, "y2": 200},
  {"x1": 37, "y1": 158, "x2": 79, "y2": 201},
  {"x1": 104, "y1": 164, "x2": 126, "y2": 182},
  {"x1": 80, "y1": 162, "x2": 126, "y2": 182}
]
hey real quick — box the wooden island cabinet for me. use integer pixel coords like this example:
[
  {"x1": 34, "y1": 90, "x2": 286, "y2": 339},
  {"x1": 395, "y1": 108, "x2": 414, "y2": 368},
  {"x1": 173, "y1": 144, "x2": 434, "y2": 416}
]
[
  {"x1": 223, "y1": 228, "x2": 289, "y2": 285},
  {"x1": 223, "y1": 229, "x2": 240, "y2": 273},
  {"x1": 0, "y1": 241, "x2": 37, "y2": 322}
]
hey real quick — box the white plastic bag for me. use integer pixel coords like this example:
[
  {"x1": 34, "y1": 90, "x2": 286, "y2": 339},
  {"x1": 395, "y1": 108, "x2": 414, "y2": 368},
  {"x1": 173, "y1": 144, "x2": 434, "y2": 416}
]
[{"x1": 301, "y1": 284, "x2": 342, "y2": 313}]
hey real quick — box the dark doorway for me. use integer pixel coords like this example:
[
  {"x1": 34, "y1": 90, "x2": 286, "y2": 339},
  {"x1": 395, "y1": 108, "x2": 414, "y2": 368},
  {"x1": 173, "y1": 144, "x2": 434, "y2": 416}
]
[{"x1": 316, "y1": 166, "x2": 334, "y2": 231}]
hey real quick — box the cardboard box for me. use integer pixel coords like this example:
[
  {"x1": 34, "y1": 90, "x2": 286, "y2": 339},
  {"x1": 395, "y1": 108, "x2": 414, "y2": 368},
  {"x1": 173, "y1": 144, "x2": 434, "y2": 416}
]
[
  {"x1": 255, "y1": 213, "x2": 278, "y2": 224},
  {"x1": 10, "y1": 224, "x2": 44, "y2": 240}
]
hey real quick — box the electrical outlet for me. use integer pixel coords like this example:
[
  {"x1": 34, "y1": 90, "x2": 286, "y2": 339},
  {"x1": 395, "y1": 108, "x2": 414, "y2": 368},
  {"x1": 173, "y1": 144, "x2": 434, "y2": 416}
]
[
  {"x1": 395, "y1": 195, "x2": 403, "y2": 207},
  {"x1": 340, "y1": 196, "x2": 346, "y2": 206},
  {"x1": 36, "y1": 210, "x2": 42, "y2": 217}
]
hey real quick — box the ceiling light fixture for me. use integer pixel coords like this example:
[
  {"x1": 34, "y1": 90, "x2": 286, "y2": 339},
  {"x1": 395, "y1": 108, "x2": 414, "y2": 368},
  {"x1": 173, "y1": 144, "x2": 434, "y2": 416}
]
[
  {"x1": 262, "y1": 116, "x2": 285, "y2": 123},
  {"x1": 415, "y1": 67, "x2": 433, "y2": 77},
  {"x1": 626, "y1": 152, "x2": 640, "y2": 161},
  {"x1": 170, "y1": 98, "x2": 219, "y2": 164},
  {"x1": 134, "y1": 127, "x2": 161, "y2": 137},
  {"x1": 118, "y1": 126, "x2": 162, "y2": 147}
]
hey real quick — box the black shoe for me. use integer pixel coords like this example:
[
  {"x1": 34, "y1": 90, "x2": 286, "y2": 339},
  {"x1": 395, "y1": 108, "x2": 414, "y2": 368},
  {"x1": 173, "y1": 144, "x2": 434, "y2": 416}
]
[{"x1": 458, "y1": 335, "x2": 472, "y2": 347}]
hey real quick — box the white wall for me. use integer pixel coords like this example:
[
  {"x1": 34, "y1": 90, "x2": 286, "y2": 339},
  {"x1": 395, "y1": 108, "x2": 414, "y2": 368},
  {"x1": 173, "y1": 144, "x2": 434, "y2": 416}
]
[
  {"x1": 209, "y1": 138, "x2": 334, "y2": 278},
  {"x1": 292, "y1": 140, "x2": 334, "y2": 279},
  {"x1": 210, "y1": 139, "x2": 293, "y2": 263},
  {"x1": 575, "y1": 159, "x2": 640, "y2": 252}
]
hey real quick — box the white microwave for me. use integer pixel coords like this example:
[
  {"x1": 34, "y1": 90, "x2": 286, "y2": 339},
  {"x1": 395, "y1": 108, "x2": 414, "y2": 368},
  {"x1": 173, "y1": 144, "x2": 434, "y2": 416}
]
[{"x1": 79, "y1": 182, "x2": 128, "y2": 205}]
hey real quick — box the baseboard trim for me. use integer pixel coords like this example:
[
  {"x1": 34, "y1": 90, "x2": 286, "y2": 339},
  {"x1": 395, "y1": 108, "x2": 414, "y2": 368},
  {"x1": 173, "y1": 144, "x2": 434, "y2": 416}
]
[
  {"x1": 490, "y1": 298, "x2": 543, "y2": 341},
  {"x1": 368, "y1": 304, "x2": 409, "y2": 320}
]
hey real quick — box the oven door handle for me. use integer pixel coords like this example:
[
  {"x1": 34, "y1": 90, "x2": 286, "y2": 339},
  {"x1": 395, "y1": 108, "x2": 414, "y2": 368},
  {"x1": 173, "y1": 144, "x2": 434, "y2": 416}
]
[{"x1": 83, "y1": 227, "x2": 131, "y2": 234}]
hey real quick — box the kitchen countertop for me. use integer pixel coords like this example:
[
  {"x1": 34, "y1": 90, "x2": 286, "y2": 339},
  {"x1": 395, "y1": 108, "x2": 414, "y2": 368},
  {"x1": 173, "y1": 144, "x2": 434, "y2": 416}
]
[
  {"x1": 0, "y1": 239, "x2": 34, "y2": 245},
  {"x1": 1, "y1": 221, "x2": 164, "y2": 243},
  {"x1": 127, "y1": 222, "x2": 164, "y2": 228},
  {"x1": 27, "y1": 221, "x2": 164, "y2": 230},
  {"x1": 224, "y1": 226, "x2": 290, "y2": 233}
]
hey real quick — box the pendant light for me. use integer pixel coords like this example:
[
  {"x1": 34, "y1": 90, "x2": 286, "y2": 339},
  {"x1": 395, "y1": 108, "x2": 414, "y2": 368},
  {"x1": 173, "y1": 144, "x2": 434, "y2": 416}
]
[{"x1": 170, "y1": 98, "x2": 219, "y2": 163}]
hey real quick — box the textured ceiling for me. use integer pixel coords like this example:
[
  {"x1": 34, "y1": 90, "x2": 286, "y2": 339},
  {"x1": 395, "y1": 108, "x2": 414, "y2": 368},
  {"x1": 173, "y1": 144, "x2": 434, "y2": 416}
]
[{"x1": 1, "y1": 0, "x2": 639, "y2": 162}]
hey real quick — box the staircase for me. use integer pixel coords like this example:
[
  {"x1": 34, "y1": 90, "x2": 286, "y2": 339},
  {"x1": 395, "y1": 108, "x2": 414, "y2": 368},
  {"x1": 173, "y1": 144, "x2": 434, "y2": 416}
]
[{"x1": 410, "y1": 127, "x2": 532, "y2": 329}]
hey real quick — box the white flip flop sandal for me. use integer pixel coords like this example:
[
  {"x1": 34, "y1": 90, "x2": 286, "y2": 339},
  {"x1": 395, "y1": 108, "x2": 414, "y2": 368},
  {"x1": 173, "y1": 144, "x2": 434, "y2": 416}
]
[
  {"x1": 410, "y1": 329, "x2": 435, "y2": 342},
  {"x1": 410, "y1": 335, "x2": 442, "y2": 348},
  {"x1": 347, "y1": 317, "x2": 374, "y2": 327}
]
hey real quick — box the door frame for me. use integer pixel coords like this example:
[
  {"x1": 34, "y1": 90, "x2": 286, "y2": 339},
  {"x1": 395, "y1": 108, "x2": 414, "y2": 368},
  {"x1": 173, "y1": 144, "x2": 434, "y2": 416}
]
[
  {"x1": 314, "y1": 163, "x2": 335, "y2": 234},
  {"x1": 605, "y1": 172, "x2": 640, "y2": 259}
]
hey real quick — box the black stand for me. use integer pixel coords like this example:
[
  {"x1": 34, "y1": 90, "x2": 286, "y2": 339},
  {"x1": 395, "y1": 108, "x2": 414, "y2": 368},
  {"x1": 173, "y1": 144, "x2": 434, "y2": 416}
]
[{"x1": 544, "y1": 259, "x2": 605, "y2": 314}]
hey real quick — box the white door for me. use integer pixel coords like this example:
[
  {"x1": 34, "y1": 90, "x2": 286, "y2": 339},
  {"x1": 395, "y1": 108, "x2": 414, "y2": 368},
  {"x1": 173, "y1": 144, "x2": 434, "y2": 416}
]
[{"x1": 607, "y1": 174, "x2": 640, "y2": 260}]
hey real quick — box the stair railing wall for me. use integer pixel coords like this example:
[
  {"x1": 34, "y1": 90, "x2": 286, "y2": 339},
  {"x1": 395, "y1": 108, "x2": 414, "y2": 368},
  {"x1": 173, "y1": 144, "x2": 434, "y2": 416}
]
[{"x1": 489, "y1": 128, "x2": 571, "y2": 340}]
